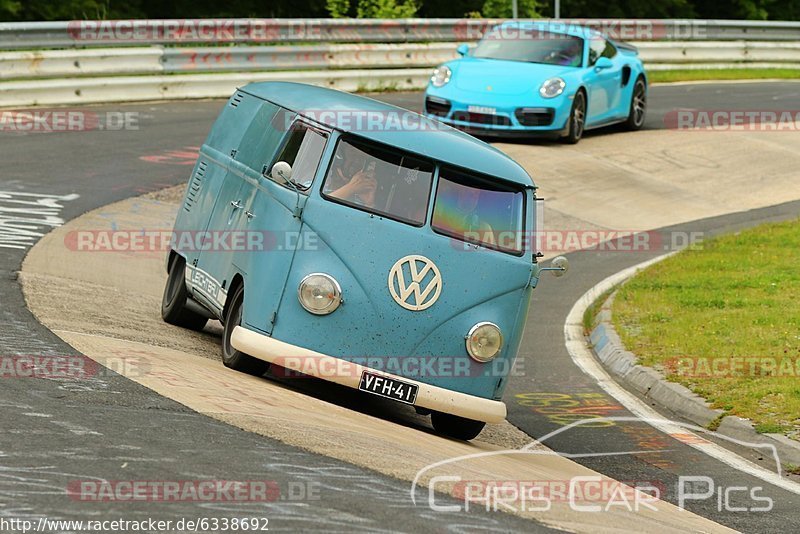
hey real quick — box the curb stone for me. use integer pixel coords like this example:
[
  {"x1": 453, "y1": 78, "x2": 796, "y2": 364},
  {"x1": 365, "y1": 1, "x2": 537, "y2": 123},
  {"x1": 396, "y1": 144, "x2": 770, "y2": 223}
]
[{"x1": 588, "y1": 291, "x2": 800, "y2": 469}]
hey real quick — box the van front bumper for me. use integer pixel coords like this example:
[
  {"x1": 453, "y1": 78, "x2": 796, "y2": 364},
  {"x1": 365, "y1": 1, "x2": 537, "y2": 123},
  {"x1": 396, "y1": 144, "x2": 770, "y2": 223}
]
[{"x1": 231, "y1": 326, "x2": 507, "y2": 424}]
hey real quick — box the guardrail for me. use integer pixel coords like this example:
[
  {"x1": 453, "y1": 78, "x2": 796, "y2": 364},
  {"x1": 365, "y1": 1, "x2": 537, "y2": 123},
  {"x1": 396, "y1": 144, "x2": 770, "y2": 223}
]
[
  {"x1": 0, "y1": 19, "x2": 798, "y2": 108},
  {"x1": 2, "y1": 41, "x2": 798, "y2": 81},
  {"x1": 2, "y1": 19, "x2": 800, "y2": 49}
]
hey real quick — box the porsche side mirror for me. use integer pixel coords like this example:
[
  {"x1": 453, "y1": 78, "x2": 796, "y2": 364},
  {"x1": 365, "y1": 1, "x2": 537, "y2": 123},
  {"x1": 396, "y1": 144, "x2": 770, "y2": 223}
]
[
  {"x1": 456, "y1": 44, "x2": 469, "y2": 57},
  {"x1": 595, "y1": 57, "x2": 613, "y2": 70}
]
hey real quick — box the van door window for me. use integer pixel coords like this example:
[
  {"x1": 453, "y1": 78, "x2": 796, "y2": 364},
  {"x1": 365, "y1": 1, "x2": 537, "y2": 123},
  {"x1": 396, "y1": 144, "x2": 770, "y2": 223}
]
[
  {"x1": 321, "y1": 137, "x2": 434, "y2": 227},
  {"x1": 271, "y1": 123, "x2": 328, "y2": 191}
]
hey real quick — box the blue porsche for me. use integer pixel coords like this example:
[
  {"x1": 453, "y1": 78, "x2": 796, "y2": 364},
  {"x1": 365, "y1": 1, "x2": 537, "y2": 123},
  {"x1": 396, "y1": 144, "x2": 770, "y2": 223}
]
[{"x1": 424, "y1": 21, "x2": 648, "y2": 143}]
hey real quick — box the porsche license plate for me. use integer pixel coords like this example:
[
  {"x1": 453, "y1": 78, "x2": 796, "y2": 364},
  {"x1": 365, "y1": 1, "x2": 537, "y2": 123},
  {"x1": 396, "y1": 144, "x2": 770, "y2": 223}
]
[
  {"x1": 468, "y1": 105, "x2": 497, "y2": 115},
  {"x1": 359, "y1": 371, "x2": 418, "y2": 405}
]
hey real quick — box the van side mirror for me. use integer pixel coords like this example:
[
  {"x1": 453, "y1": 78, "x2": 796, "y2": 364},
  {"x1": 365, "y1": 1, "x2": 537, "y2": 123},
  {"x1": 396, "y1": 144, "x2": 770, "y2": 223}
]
[
  {"x1": 268, "y1": 161, "x2": 293, "y2": 184},
  {"x1": 456, "y1": 44, "x2": 469, "y2": 57},
  {"x1": 539, "y1": 256, "x2": 569, "y2": 277},
  {"x1": 594, "y1": 57, "x2": 613, "y2": 70}
]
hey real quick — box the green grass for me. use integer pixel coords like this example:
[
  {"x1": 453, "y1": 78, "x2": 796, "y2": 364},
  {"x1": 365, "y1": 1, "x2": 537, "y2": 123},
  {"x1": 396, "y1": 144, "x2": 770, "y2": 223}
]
[
  {"x1": 649, "y1": 68, "x2": 800, "y2": 83},
  {"x1": 613, "y1": 219, "x2": 800, "y2": 439},
  {"x1": 583, "y1": 288, "x2": 615, "y2": 334}
]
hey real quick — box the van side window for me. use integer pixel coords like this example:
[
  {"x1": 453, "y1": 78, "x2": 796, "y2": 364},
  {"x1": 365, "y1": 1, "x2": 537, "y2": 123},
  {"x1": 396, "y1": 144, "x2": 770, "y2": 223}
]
[{"x1": 271, "y1": 123, "x2": 328, "y2": 191}]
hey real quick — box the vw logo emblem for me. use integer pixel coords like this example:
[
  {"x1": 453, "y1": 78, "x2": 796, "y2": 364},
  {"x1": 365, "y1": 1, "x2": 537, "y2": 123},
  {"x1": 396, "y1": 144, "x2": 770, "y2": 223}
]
[{"x1": 388, "y1": 255, "x2": 442, "y2": 311}]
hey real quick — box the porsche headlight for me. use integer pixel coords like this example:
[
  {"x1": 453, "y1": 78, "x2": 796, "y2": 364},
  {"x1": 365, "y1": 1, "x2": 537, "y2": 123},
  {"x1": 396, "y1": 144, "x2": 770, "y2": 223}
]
[
  {"x1": 298, "y1": 273, "x2": 342, "y2": 315},
  {"x1": 466, "y1": 322, "x2": 503, "y2": 362},
  {"x1": 431, "y1": 65, "x2": 452, "y2": 88},
  {"x1": 539, "y1": 77, "x2": 566, "y2": 98}
]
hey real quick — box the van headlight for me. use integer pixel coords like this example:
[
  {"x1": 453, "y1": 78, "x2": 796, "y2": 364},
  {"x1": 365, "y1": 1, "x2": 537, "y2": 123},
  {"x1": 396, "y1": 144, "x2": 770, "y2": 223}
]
[
  {"x1": 539, "y1": 77, "x2": 566, "y2": 98},
  {"x1": 466, "y1": 322, "x2": 503, "y2": 362},
  {"x1": 431, "y1": 65, "x2": 452, "y2": 88},
  {"x1": 298, "y1": 273, "x2": 342, "y2": 315}
]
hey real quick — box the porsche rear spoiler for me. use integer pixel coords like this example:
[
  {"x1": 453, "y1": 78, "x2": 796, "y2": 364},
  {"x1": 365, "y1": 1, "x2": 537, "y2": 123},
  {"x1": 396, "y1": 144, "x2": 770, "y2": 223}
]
[{"x1": 613, "y1": 40, "x2": 639, "y2": 55}]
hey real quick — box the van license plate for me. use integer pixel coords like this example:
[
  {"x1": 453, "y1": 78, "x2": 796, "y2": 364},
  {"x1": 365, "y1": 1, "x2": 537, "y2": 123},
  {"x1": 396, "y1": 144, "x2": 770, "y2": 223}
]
[{"x1": 359, "y1": 371, "x2": 418, "y2": 405}]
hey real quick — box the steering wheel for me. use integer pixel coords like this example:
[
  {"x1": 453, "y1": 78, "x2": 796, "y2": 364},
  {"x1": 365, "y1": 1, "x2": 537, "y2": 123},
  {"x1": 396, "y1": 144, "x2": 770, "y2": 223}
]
[{"x1": 551, "y1": 51, "x2": 575, "y2": 63}]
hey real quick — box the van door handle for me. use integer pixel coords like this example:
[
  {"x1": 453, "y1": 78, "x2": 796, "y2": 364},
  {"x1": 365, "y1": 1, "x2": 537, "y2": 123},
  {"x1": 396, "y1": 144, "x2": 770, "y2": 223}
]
[
  {"x1": 245, "y1": 210, "x2": 255, "y2": 220},
  {"x1": 230, "y1": 200, "x2": 243, "y2": 210}
]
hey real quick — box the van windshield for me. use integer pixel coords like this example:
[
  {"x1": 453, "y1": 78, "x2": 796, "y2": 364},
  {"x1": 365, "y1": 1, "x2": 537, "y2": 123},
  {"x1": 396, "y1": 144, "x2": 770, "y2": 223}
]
[
  {"x1": 322, "y1": 138, "x2": 434, "y2": 226},
  {"x1": 432, "y1": 168, "x2": 525, "y2": 255}
]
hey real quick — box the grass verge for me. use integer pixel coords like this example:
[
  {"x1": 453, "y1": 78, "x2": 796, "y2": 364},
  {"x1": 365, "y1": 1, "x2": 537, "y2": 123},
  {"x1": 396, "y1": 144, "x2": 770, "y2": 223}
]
[
  {"x1": 612, "y1": 219, "x2": 800, "y2": 439},
  {"x1": 649, "y1": 68, "x2": 800, "y2": 83}
]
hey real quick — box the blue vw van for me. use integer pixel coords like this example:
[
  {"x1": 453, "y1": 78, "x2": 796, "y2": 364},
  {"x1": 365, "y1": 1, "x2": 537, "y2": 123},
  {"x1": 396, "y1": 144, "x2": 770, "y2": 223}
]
[{"x1": 161, "y1": 82, "x2": 565, "y2": 440}]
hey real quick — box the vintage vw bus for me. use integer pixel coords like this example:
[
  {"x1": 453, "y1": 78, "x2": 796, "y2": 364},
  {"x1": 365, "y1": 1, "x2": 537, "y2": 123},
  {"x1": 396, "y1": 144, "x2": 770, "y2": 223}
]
[{"x1": 161, "y1": 82, "x2": 566, "y2": 440}]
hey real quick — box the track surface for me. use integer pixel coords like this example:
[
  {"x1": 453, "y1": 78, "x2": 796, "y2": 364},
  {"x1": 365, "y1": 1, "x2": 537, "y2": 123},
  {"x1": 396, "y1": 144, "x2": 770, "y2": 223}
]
[{"x1": 1, "y1": 82, "x2": 798, "y2": 531}]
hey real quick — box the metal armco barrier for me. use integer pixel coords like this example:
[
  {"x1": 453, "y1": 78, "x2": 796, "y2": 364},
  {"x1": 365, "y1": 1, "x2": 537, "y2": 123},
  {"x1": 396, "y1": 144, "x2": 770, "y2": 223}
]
[
  {"x1": 1, "y1": 41, "x2": 798, "y2": 81},
  {"x1": 2, "y1": 19, "x2": 800, "y2": 49},
  {"x1": 0, "y1": 69, "x2": 432, "y2": 108},
  {"x1": 0, "y1": 19, "x2": 798, "y2": 108}
]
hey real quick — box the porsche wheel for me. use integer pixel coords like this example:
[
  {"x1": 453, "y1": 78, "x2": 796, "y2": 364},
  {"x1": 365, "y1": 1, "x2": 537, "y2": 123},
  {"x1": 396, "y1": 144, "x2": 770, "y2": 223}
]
[
  {"x1": 625, "y1": 77, "x2": 647, "y2": 131},
  {"x1": 562, "y1": 90, "x2": 586, "y2": 144}
]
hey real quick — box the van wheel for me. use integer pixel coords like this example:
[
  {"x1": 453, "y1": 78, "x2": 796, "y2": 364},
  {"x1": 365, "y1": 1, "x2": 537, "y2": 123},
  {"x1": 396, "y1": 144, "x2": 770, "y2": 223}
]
[
  {"x1": 431, "y1": 412, "x2": 486, "y2": 441},
  {"x1": 222, "y1": 285, "x2": 270, "y2": 376},
  {"x1": 561, "y1": 90, "x2": 585, "y2": 144},
  {"x1": 161, "y1": 255, "x2": 208, "y2": 331}
]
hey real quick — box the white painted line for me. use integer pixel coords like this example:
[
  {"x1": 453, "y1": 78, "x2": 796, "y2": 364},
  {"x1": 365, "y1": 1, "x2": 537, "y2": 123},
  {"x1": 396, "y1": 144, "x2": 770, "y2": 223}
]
[{"x1": 564, "y1": 251, "x2": 800, "y2": 496}]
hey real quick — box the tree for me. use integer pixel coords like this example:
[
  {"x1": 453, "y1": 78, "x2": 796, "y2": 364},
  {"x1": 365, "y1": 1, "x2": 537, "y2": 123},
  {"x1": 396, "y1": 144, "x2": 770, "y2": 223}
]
[
  {"x1": 327, "y1": 0, "x2": 351, "y2": 17},
  {"x1": 326, "y1": 0, "x2": 419, "y2": 18},
  {"x1": 482, "y1": 0, "x2": 540, "y2": 18},
  {"x1": 356, "y1": 0, "x2": 419, "y2": 18},
  {"x1": 538, "y1": 0, "x2": 694, "y2": 18}
]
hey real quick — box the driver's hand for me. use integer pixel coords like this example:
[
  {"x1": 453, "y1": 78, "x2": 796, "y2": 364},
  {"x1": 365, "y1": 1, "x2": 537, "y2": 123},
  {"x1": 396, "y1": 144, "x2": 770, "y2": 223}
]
[{"x1": 350, "y1": 171, "x2": 377, "y2": 194}]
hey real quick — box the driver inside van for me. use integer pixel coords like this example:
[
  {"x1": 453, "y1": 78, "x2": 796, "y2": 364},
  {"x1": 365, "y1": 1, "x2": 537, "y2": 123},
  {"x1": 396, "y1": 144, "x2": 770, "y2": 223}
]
[
  {"x1": 457, "y1": 186, "x2": 496, "y2": 246},
  {"x1": 325, "y1": 142, "x2": 377, "y2": 208}
]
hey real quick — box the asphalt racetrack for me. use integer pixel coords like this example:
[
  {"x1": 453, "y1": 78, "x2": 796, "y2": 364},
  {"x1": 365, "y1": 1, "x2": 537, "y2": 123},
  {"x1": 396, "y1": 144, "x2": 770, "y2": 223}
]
[{"x1": 2, "y1": 82, "x2": 800, "y2": 532}]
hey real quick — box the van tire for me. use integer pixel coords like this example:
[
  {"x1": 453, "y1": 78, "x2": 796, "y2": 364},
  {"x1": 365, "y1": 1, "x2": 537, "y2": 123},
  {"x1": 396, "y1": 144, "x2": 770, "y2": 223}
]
[
  {"x1": 161, "y1": 255, "x2": 208, "y2": 331},
  {"x1": 221, "y1": 285, "x2": 270, "y2": 376},
  {"x1": 431, "y1": 412, "x2": 486, "y2": 441}
]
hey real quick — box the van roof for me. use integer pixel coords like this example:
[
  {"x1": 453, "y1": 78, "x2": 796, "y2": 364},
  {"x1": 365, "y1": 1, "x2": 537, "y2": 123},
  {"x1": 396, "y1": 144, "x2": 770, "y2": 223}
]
[{"x1": 240, "y1": 81, "x2": 535, "y2": 188}]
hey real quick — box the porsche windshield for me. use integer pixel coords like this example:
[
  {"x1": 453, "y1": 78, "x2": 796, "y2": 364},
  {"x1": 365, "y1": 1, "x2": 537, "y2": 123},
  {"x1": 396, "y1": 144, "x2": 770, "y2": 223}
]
[{"x1": 472, "y1": 31, "x2": 584, "y2": 67}]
